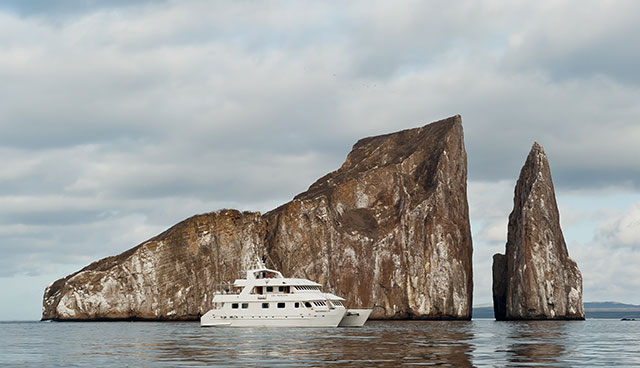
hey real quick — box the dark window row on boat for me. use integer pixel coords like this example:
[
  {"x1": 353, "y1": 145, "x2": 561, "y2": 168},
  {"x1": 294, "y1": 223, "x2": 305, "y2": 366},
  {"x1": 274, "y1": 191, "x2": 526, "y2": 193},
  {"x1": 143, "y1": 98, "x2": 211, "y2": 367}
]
[
  {"x1": 295, "y1": 285, "x2": 320, "y2": 291},
  {"x1": 229, "y1": 301, "x2": 322, "y2": 309},
  {"x1": 252, "y1": 285, "x2": 321, "y2": 295}
]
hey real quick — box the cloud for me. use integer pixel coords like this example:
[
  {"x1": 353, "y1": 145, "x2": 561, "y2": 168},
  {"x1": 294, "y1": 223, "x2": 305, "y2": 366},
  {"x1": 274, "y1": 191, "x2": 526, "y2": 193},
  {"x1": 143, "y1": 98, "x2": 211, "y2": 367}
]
[
  {"x1": 595, "y1": 202, "x2": 640, "y2": 249},
  {"x1": 502, "y1": 0, "x2": 640, "y2": 85},
  {"x1": 1, "y1": 1, "x2": 640, "y2": 318},
  {"x1": 0, "y1": 0, "x2": 163, "y2": 17},
  {"x1": 2, "y1": 2, "x2": 640, "y2": 185},
  {"x1": 570, "y1": 240, "x2": 640, "y2": 303},
  {"x1": 551, "y1": 197, "x2": 640, "y2": 304}
]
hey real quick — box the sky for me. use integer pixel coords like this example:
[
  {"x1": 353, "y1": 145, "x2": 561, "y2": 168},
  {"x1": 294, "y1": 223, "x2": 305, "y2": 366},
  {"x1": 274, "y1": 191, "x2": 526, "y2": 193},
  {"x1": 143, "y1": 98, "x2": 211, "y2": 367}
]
[{"x1": 1, "y1": 0, "x2": 640, "y2": 320}]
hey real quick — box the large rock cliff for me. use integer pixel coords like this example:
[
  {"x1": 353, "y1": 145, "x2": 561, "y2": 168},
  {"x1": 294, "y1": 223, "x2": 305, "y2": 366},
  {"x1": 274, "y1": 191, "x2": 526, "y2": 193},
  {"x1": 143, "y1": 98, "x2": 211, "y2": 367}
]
[
  {"x1": 42, "y1": 115, "x2": 473, "y2": 321},
  {"x1": 492, "y1": 142, "x2": 584, "y2": 320}
]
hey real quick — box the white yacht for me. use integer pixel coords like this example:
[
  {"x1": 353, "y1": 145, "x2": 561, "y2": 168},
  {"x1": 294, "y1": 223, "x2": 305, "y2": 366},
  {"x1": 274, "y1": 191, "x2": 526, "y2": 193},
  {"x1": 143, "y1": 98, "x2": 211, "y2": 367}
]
[{"x1": 200, "y1": 263, "x2": 371, "y2": 327}]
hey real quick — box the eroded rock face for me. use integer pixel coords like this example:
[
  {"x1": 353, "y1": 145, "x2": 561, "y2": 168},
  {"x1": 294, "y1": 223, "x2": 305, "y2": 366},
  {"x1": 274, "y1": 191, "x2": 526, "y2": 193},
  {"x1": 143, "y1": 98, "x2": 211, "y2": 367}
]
[
  {"x1": 266, "y1": 116, "x2": 473, "y2": 319},
  {"x1": 42, "y1": 210, "x2": 265, "y2": 320},
  {"x1": 492, "y1": 142, "x2": 584, "y2": 320},
  {"x1": 42, "y1": 115, "x2": 473, "y2": 321}
]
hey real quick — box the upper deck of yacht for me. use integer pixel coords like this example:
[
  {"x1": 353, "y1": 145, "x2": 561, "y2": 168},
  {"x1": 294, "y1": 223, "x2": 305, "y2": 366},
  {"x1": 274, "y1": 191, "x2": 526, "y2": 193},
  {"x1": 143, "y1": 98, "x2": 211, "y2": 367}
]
[
  {"x1": 230, "y1": 267, "x2": 321, "y2": 288},
  {"x1": 213, "y1": 266, "x2": 344, "y2": 301}
]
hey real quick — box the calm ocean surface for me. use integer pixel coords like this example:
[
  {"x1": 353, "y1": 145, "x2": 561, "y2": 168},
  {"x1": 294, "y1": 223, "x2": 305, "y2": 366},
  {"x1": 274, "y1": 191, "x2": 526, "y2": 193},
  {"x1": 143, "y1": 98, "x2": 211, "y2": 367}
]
[{"x1": 1, "y1": 319, "x2": 638, "y2": 367}]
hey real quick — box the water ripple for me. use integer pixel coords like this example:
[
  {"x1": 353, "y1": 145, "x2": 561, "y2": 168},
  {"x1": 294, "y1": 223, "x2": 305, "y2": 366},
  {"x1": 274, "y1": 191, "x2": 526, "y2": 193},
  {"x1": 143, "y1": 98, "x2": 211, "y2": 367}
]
[{"x1": 1, "y1": 319, "x2": 638, "y2": 367}]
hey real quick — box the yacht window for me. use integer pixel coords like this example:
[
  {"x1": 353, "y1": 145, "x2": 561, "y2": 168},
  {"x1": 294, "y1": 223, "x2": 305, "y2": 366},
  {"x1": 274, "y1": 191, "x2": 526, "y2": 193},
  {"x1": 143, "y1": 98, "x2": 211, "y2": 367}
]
[
  {"x1": 232, "y1": 303, "x2": 239, "y2": 309},
  {"x1": 277, "y1": 302, "x2": 285, "y2": 309},
  {"x1": 266, "y1": 286, "x2": 273, "y2": 292},
  {"x1": 262, "y1": 303, "x2": 269, "y2": 309},
  {"x1": 242, "y1": 303, "x2": 249, "y2": 309},
  {"x1": 278, "y1": 286, "x2": 284, "y2": 292},
  {"x1": 294, "y1": 302, "x2": 299, "y2": 308},
  {"x1": 305, "y1": 302, "x2": 312, "y2": 308}
]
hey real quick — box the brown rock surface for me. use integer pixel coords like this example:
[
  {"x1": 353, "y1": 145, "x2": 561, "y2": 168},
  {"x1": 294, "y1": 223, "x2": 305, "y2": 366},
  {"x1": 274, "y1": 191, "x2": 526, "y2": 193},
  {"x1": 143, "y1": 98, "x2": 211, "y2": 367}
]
[
  {"x1": 492, "y1": 142, "x2": 584, "y2": 320},
  {"x1": 42, "y1": 115, "x2": 473, "y2": 321},
  {"x1": 42, "y1": 210, "x2": 265, "y2": 320}
]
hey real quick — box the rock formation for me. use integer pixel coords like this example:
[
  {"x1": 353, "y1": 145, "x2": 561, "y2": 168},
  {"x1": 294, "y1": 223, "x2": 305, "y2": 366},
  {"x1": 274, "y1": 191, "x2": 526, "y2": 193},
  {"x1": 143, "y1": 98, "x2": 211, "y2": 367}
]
[
  {"x1": 42, "y1": 115, "x2": 473, "y2": 321},
  {"x1": 43, "y1": 210, "x2": 265, "y2": 320},
  {"x1": 492, "y1": 142, "x2": 584, "y2": 320}
]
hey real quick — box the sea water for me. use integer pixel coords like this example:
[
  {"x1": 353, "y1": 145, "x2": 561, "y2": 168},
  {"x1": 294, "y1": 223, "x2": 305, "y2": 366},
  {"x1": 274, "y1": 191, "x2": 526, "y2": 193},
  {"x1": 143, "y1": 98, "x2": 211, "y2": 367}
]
[{"x1": 1, "y1": 319, "x2": 638, "y2": 367}]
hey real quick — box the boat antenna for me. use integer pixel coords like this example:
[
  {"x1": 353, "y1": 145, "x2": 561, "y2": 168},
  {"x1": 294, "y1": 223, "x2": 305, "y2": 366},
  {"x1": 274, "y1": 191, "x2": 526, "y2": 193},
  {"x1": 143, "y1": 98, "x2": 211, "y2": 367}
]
[
  {"x1": 263, "y1": 253, "x2": 277, "y2": 270},
  {"x1": 252, "y1": 254, "x2": 275, "y2": 269},
  {"x1": 251, "y1": 255, "x2": 265, "y2": 269}
]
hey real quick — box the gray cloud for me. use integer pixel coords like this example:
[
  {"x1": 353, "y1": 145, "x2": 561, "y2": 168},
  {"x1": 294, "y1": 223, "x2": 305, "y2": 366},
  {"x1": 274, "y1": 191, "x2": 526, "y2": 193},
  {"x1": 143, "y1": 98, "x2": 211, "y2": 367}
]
[
  {"x1": 1, "y1": 1, "x2": 640, "y2": 318},
  {"x1": 0, "y1": 0, "x2": 164, "y2": 17},
  {"x1": 502, "y1": 1, "x2": 640, "y2": 86},
  {"x1": 595, "y1": 203, "x2": 640, "y2": 249}
]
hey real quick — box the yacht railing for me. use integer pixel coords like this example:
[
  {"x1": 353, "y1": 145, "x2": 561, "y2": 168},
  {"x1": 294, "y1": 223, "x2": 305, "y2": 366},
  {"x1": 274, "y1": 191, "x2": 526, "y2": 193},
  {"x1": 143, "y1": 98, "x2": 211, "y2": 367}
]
[{"x1": 213, "y1": 283, "x2": 242, "y2": 295}]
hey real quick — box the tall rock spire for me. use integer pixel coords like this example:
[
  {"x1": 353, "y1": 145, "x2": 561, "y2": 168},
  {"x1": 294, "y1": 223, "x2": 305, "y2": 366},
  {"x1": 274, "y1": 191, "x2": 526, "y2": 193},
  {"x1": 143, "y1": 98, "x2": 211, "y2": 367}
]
[{"x1": 493, "y1": 142, "x2": 584, "y2": 320}]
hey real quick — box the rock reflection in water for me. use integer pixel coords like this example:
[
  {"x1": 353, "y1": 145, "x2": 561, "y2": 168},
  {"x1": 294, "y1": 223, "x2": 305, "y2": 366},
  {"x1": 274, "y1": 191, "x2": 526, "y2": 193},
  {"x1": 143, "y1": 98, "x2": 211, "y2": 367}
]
[
  {"x1": 498, "y1": 321, "x2": 573, "y2": 367},
  {"x1": 151, "y1": 321, "x2": 474, "y2": 366},
  {"x1": 3, "y1": 320, "x2": 640, "y2": 367},
  {"x1": 329, "y1": 321, "x2": 474, "y2": 366}
]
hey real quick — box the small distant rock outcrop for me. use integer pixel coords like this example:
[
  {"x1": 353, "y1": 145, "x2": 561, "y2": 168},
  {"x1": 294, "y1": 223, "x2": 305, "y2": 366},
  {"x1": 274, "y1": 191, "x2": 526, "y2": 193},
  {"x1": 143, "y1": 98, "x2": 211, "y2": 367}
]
[
  {"x1": 492, "y1": 142, "x2": 584, "y2": 320},
  {"x1": 42, "y1": 115, "x2": 474, "y2": 321}
]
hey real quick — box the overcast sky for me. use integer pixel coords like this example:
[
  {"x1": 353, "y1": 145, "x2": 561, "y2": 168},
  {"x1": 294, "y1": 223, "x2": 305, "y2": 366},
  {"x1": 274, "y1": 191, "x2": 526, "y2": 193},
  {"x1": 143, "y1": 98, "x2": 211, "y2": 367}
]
[{"x1": 1, "y1": 1, "x2": 640, "y2": 320}]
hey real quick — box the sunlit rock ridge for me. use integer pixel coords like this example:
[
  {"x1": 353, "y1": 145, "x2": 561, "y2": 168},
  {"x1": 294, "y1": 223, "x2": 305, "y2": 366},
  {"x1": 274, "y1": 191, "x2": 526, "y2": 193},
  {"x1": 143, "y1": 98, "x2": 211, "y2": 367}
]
[
  {"x1": 492, "y1": 142, "x2": 584, "y2": 320},
  {"x1": 42, "y1": 115, "x2": 473, "y2": 321}
]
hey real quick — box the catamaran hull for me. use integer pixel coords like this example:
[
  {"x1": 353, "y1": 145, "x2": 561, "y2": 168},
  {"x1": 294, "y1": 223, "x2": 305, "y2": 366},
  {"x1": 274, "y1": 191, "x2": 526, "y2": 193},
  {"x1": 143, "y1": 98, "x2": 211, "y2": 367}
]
[
  {"x1": 338, "y1": 309, "x2": 372, "y2": 327},
  {"x1": 200, "y1": 308, "x2": 347, "y2": 327}
]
